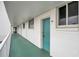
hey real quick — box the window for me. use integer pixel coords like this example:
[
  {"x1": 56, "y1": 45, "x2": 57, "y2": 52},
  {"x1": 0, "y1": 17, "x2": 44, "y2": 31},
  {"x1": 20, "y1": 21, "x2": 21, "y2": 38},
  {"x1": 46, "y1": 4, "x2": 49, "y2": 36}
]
[
  {"x1": 28, "y1": 19, "x2": 34, "y2": 29},
  {"x1": 59, "y1": 5, "x2": 66, "y2": 25},
  {"x1": 68, "y1": 1, "x2": 78, "y2": 25},
  {"x1": 23, "y1": 23, "x2": 25, "y2": 29},
  {"x1": 57, "y1": 1, "x2": 78, "y2": 27}
]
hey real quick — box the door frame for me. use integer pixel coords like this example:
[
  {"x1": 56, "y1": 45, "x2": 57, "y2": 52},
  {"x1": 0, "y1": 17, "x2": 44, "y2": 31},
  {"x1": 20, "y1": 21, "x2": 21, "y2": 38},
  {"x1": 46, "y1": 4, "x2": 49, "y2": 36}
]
[{"x1": 41, "y1": 17, "x2": 50, "y2": 54}]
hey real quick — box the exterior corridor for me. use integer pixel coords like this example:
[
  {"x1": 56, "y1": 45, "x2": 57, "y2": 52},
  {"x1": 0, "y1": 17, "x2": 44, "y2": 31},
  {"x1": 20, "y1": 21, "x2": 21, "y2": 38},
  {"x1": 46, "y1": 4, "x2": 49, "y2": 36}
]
[
  {"x1": 1, "y1": 1, "x2": 79, "y2": 57},
  {"x1": 9, "y1": 33, "x2": 50, "y2": 57}
]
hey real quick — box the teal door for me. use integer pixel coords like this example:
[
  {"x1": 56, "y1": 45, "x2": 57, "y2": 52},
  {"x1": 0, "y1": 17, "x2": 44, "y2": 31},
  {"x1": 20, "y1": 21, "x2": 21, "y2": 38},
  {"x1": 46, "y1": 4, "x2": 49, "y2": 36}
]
[{"x1": 43, "y1": 17, "x2": 50, "y2": 53}]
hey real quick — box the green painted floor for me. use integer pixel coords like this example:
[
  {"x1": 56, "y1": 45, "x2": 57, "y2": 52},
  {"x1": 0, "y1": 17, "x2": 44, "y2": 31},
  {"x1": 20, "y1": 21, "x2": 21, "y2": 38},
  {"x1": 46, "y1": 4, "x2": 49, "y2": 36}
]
[{"x1": 9, "y1": 33, "x2": 50, "y2": 57}]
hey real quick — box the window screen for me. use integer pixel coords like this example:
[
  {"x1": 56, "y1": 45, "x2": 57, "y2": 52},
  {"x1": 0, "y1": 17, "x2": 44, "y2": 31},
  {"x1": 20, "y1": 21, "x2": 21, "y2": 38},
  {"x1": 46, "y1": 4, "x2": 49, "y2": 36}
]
[
  {"x1": 59, "y1": 5, "x2": 66, "y2": 25},
  {"x1": 68, "y1": 1, "x2": 78, "y2": 25}
]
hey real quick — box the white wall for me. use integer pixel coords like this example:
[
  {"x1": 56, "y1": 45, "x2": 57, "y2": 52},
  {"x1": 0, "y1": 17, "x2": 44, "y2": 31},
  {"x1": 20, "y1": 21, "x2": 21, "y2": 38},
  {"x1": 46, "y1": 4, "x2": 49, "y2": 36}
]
[
  {"x1": 21, "y1": 24, "x2": 26, "y2": 38},
  {"x1": 50, "y1": 8, "x2": 79, "y2": 57},
  {"x1": 0, "y1": 1, "x2": 11, "y2": 41},
  {"x1": 0, "y1": 1, "x2": 11, "y2": 57},
  {"x1": 17, "y1": 6, "x2": 79, "y2": 57},
  {"x1": 17, "y1": 22, "x2": 36, "y2": 47},
  {"x1": 17, "y1": 25, "x2": 22, "y2": 35}
]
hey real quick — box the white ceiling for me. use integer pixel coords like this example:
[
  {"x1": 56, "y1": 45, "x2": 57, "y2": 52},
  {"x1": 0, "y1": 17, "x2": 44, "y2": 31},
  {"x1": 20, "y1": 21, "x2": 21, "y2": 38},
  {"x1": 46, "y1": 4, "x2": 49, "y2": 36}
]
[{"x1": 4, "y1": 1, "x2": 64, "y2": 27}]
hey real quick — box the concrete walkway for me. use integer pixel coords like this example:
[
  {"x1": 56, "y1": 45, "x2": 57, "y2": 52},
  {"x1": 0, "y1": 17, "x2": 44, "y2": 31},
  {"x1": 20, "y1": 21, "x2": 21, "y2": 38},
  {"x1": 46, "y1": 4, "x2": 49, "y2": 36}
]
[{"x1": 9, "y1": 33, "x2": 50, "y2": 57}]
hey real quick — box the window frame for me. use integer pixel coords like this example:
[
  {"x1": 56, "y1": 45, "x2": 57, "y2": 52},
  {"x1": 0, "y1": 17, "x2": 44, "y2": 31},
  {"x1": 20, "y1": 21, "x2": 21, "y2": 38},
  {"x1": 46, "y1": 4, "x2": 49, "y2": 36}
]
[
  {"x1": 28, "y1": 18, "x2": 34, "y2": 29},
  {"x1": 57, "y1": 1, "x2": 79, "y2": 28}
]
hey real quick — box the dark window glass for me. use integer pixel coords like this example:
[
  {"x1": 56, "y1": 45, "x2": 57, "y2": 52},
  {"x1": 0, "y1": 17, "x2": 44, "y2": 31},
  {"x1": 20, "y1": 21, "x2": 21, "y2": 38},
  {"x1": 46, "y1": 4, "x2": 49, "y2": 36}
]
[
  {"x1": 68, "y1": 1, "x2": 78, "y2": 25},
  {"x1": 59, "y1": 5, "x2": 66, "y2": 25},
  {"x1": 29, "y1": 19, "x2": 34, "y2": 29},
  {"x1": 23, "y1": 23, "x2": 25, "y2": 29}
]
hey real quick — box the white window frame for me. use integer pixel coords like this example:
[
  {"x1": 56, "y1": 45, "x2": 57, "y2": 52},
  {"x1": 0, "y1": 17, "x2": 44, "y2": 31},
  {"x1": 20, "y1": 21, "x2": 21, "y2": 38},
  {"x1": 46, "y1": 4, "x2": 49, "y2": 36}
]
[{"x1": 57, "y1": 1, "x2": 79, "y2": 28}]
